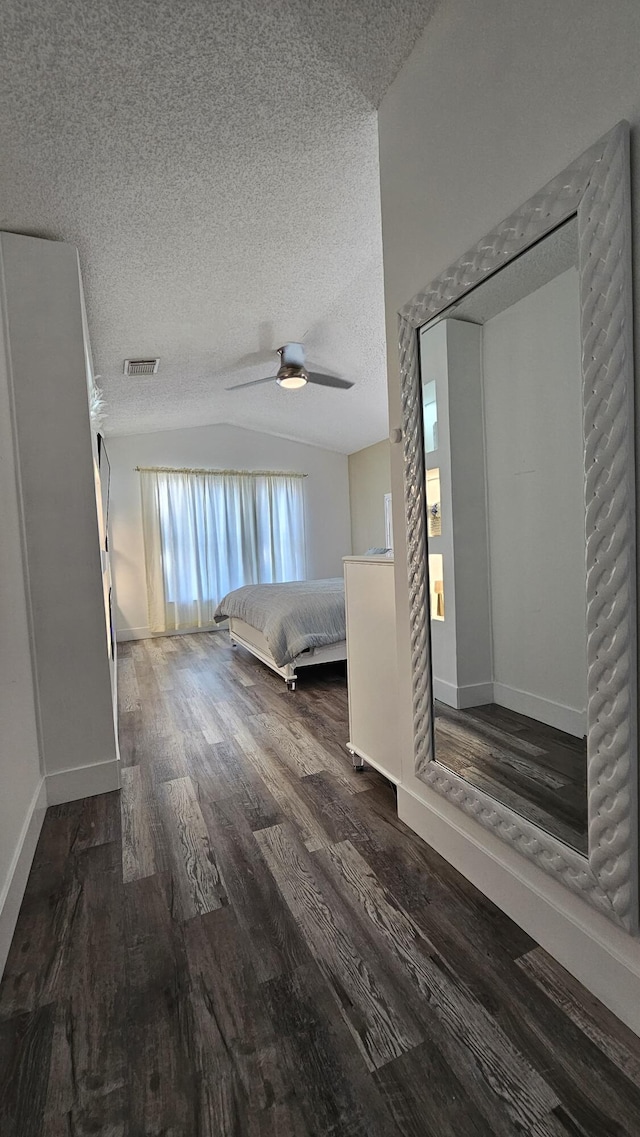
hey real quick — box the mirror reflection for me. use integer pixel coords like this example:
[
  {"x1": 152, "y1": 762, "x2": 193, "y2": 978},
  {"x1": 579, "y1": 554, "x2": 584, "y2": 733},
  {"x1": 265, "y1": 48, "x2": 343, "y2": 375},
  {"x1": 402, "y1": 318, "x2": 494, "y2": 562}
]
[{"x1": 420, "y1": 218, "x2": 588, "y2": 853}]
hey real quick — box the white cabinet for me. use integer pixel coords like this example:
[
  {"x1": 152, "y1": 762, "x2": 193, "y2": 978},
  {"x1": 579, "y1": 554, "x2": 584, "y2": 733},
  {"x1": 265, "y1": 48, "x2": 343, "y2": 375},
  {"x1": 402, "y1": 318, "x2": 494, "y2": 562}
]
[
  {"x1": 344, "y1": 555, "x2": 401, "y2": 783},
  {"x1": 1, "y1": 232, "x2": 119, "y2": 802}
]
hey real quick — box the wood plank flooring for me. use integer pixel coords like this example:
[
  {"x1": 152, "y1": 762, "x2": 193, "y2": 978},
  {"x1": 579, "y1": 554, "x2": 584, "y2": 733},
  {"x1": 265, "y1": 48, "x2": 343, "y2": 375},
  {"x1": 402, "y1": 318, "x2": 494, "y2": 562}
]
[
  {"x1": 1, "y1": 631, "x2": 639, "y2": 1135},
  {"x1": 434, "y1": 701, "x2": 588, "y2": 853}
]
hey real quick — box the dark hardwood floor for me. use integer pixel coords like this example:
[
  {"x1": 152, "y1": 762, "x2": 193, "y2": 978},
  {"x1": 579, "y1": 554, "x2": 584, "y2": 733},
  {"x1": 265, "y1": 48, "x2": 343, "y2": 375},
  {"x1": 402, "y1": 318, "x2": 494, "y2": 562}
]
[
  {"x1": 435, "y1": 701, "x2": 588, "y2": 853},
  {"x1": 2, "y1": 631, "x2": 640, "y2": 1135}
]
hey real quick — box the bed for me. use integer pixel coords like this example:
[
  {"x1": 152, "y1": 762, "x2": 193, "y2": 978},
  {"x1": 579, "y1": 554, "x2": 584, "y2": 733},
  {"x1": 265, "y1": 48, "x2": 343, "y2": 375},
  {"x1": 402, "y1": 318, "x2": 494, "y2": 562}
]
[{"x1": 214, "y1": 577, "x2": 347, "y2": 690}]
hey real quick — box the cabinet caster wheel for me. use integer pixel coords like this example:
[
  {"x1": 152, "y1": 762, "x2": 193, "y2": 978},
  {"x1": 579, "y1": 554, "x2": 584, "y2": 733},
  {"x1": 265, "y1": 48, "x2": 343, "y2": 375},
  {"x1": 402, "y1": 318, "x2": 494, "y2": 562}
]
[
  {"x1": 347, "y1": 747, "x2": 365, "y2": 772},
  {"x1": 286, "y1": 679, "x2": 296, "y2": 692}
]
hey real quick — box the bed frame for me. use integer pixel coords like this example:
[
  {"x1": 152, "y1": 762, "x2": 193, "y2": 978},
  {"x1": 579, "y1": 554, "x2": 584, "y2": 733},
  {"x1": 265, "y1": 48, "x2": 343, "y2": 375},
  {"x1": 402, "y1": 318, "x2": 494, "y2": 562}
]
[{"x1": 228, "y1": 617, "x2": 347, "y2": 691}]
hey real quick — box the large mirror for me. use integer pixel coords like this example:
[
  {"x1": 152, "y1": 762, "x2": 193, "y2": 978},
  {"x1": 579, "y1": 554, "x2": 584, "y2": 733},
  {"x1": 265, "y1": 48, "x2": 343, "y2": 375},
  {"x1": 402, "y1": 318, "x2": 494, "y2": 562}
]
[
  {"x1": 420, "y1": 218, "x2": 588, "y2": 854},
  {"x1": 398, "y1": 122, "x2": 637, "y2": 930}
]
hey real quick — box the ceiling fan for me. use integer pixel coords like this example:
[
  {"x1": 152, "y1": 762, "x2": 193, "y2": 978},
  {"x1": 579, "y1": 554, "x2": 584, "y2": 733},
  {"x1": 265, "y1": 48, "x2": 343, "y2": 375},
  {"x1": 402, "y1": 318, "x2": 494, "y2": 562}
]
[{"x1": 225, "y1": 343, "x2": 354, "y2": 391}]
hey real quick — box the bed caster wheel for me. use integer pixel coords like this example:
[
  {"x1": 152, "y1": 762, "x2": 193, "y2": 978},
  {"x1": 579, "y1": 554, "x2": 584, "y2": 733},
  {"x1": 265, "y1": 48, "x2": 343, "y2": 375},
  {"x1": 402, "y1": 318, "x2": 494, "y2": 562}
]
[{"x1": 286, "y1": 679, "x2": 296, "y2": 692}]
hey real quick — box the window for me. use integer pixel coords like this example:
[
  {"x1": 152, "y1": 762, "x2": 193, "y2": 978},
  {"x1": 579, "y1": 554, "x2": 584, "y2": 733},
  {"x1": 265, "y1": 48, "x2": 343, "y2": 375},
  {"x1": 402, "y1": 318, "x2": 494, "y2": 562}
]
[{"x1": 140, "y1": 468, "x2": 306, "y2": 632}]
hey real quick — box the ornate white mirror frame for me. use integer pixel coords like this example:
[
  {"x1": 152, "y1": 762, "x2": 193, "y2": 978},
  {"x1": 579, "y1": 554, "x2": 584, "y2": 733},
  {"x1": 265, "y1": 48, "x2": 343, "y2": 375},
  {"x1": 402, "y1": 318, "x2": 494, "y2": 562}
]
[{"x1": 398, "y1": 122, "x2": 638, "y2": 931}]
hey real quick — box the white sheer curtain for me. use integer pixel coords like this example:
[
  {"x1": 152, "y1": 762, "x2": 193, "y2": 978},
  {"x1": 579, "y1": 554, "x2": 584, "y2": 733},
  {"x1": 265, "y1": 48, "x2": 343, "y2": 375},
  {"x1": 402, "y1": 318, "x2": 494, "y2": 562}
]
[{"x1": 140, "y1": 468, "x2": 306, "y2": 632}]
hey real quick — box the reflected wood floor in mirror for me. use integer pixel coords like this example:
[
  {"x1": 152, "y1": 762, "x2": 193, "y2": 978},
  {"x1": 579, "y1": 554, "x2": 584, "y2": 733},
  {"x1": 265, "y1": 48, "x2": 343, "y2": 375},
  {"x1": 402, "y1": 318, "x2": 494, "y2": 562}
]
[
  {"x1": 1, "y1": 633, "x2": 637, "y2": 1136},
  {"x1": 435, "y1": 701, "x2": 588, "y2": 853}
]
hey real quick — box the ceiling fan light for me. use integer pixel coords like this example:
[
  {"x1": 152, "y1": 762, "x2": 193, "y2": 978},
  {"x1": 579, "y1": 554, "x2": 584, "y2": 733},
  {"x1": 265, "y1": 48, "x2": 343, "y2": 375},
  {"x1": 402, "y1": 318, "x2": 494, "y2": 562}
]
[
  {"x1": 276, "y1": 364, "x2": 308, "y2": 389},
  {"x1": 278, "y1": 375, "x2": 308, "y2": 389}
]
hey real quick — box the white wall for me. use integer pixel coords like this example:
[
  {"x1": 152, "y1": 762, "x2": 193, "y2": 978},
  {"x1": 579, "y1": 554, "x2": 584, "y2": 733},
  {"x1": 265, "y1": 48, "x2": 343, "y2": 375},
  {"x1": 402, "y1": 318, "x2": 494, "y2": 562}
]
[
  {"x1": 483, "y1": 268, "x2": 586, "y2": 732},
  {"x1": 0, "y1": 272, "x2": 45, "y2": 975},
  {"x1": 378, "y1": 0, "x2": 640, "y2": 1031},
  {"x1": 348, "y1": 438, "x2": 391, "y2": 554},
  {"x1": 108, "y1": 423, "x2": 352, "y2": 638}
]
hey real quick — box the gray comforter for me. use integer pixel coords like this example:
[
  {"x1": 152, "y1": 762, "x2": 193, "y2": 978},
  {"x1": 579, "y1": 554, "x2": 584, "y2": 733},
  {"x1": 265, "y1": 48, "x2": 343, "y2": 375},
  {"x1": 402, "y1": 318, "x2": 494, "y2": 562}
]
[{"x1": 214, "y1": 578, "x2": 345, "y2": 667}]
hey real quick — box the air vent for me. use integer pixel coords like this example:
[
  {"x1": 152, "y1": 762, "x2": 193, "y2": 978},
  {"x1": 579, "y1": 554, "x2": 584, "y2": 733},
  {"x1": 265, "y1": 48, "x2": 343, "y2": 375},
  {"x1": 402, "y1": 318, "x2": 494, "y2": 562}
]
[{"x1": 124, "y1": 358, "x2": 160, "y2": 376}]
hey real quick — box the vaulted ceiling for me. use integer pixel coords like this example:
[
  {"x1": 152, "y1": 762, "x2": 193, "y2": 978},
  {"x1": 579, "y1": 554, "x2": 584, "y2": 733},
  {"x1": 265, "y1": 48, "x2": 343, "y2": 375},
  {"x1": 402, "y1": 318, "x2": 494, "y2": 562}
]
[{"x1": 0, "y1": 0, "x2": 439, "y2": 452}]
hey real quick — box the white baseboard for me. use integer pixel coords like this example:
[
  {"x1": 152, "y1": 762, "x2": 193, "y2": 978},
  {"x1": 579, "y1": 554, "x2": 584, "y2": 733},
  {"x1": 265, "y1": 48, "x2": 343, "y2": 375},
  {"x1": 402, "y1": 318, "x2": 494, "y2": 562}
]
[
  {"x1": 46, "y1": 758, "x2": 120, "y2": 806},
  {"x1": 458, "y1": 681, "x2": 494, "y2": 708},
  {"x1": 432, "y1": 677, "x2": 463, "y2": 706},
  {"x1": 397, "y1": 783, "x2": 640, "y2": 1037},
  {"x1": 432, "y1": 677, "x2": 494, "y2": 709},
  {"x1": 116, "y1": 625, "x2": 152, "y2": 641},
  {"x1": 493, "y1": 682, "x2": 586, "y2": 738},
  {"x1": 432, "y1": 677, "x2": 585, "y2": 737},
  {"x1": 116, "y1": 624, "x2": 225, "y2": 642},
  {"x1": 1, "y1": 761, "x2": 121, "y2": 977},
  {"x1": 0, "y1": 777, "x2": 47, "y2": 977}
]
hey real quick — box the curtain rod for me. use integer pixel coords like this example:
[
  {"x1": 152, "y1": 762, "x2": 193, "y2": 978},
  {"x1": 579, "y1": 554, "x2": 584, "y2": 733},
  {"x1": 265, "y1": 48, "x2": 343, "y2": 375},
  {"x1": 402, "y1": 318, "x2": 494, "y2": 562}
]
[{"x1": 135, "y1": 465, "x2": 307, "y2": 477}]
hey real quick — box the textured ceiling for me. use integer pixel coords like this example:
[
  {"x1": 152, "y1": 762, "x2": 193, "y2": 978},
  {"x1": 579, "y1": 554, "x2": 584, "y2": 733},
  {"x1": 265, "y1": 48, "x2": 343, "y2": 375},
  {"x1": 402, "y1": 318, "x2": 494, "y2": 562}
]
[{"x1": 0, "y1": 0, "x2": 439, "y2": 453}]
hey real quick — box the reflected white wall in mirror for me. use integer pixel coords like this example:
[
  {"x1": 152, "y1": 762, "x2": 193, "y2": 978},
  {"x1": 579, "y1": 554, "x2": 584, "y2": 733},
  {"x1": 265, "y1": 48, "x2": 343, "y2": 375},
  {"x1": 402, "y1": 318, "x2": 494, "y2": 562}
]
[{"x1": 483, "y1": 264, "x2": 586, "y2": 735}]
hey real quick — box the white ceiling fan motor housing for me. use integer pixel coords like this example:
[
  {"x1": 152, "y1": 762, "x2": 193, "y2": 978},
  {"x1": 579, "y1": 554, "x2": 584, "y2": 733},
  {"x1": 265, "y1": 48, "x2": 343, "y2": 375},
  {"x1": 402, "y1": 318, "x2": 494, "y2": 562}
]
[{"x1": 280, "y1": 342, "x2": 305, "y2": 367}]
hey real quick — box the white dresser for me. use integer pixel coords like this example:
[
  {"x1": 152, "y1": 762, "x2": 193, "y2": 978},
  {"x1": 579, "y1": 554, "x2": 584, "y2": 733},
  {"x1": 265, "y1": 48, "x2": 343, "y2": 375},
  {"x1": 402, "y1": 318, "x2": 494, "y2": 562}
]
[{"x1": 343, "y1": 555, "x2": 401, "y2": 783}]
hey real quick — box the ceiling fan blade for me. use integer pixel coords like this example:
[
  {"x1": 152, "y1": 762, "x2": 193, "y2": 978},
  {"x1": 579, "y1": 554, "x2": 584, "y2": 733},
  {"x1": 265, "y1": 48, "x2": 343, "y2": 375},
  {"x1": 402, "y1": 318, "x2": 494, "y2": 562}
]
[
  {"x1": 233, "y1": 349, "x2": 274, "y2": 368},
  {"x1": 234, "y1": 320, "x2": 277, "y2": 367},
  {"x1": 225, "y1": 375, "x2": 277, "y2": 390},
  {"x1": 307, "y1": 371, "x2": 354, "y2": 389}
]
